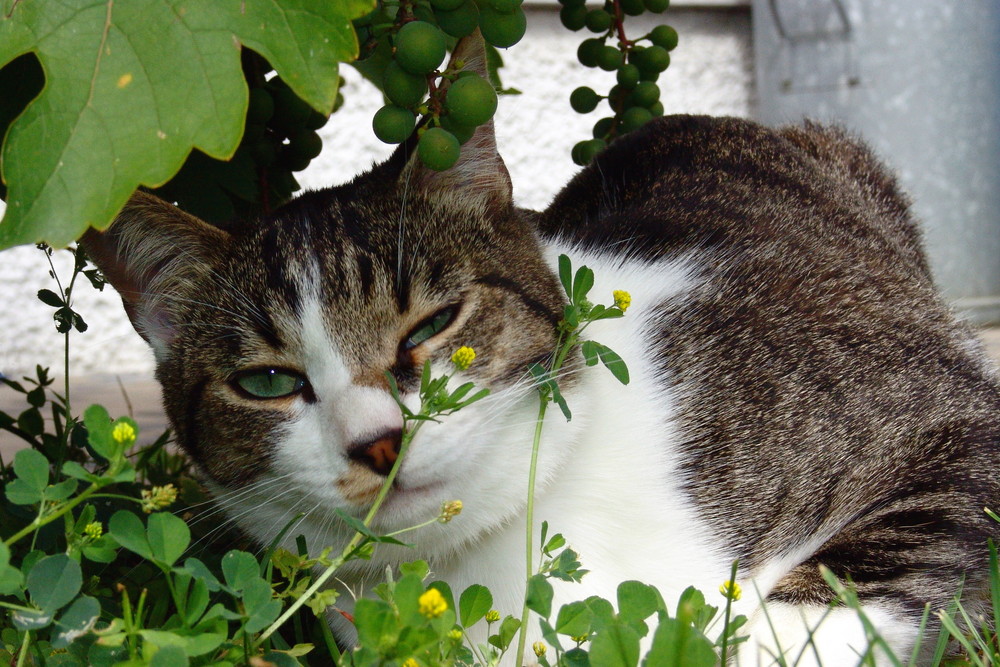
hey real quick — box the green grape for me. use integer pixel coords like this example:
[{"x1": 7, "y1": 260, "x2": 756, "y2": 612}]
[
  {"x1": 570, "y1": 86, "x2": 601, "y2": 113},
  {"x1": 593, "y1": 116, "x2": 614, "y2": 139},
  {"x1": 288, "y1": 129, "x2": 323, "y2": 160},
  {"x1": 488, "y1": 0, "x2": 522, "y2": 11},
  {"x1": 383, "y1": 60, "x2": 428, "y2": 108},
  {"x1": 644, "y1": 0, "x2": 669, "y2": 11},
  {"x1": 250, "y1": 137, "x2": 277, "y2": 166},
  {"x1": 560, "y1": 4, "x2": 587, "y2": 31},
  {"x1": 607, "y1": 84, "x2": 628, "y2": 110},
  {"x1": 596, "y1": 45, "x2": 624, "y2": 71},
  {"x1": 305, "y1": 108, "x2": 329, "y2": 131},
  {"x1": 419, "y1": 127, "x2": 461, "y2": 170},
  {"x1": 440, "y1": 114, "x2": 476, "y2": 145},
  {"x1": 437, "y1": 0, "x2": 480, "y2": 38},
  {"x1": 628, "y1": 80, "x2": 660, "y2": 108},
  {"x1": 649, "y1": 24, "x2": 679, "y2": 51},
  {"x1": 280, "y1": 145, "x2": 312, "y2": 172},
  {"x1": 412, "y1": 5, "x2": 437, "y2": 23},
  {"x1": 632, "y1": 44, "x2": 670, "y2": 74},
  {"x1": 649, "y1": 100, "x2": 664, "y2": 117},
  {"x1": 373, "y1": 104, "x2": 416, "y2": 144},
  {"x1": 445, "y1": 74, "x2": 498, "y2": 126},
  {"x1": 248, "y1": 87, "x2": 274, "y2": 123},
  {"x1": 479, "y1": 6, "x2": 527, "y2": 48},
  {"x1": 577, "y1": 38, "x2": 605, "y2": 68},
  {"x1": 585, "y1": 9, "x2": 613, "y2": 33},
  {"x1": 269, "y1": 84, "x2": 312, "y2": 135},
  {"x1": 431, "y1": 0, "x2": 465, "y2": 9},
  {"x1": 571, "y1": 138, "x2": 606, "y2": 165},
  {"x1": 395, "y1": 21, "x2": 447, "y2": 75},
  {"x1": 619, "y1": 0, "x2": 645, "y2": 15},
  {"x1": 620, "y1": 106, "x2": 652, "y2": 133},
  {"x1": 617, "y1": 63, "x2": 640, "y2": 87}
]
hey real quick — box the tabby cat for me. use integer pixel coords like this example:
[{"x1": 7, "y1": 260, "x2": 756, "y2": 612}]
[{"x1": 83, "y1": 36, "x2": 1000, "y2": 666}]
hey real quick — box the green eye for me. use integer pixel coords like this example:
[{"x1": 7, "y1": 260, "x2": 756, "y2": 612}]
[
  {"x1": 234, "y1": 369, "x2": 307, "y2": 399},
  {"x1": 403, "y1": 306, "x2": 458, "y2": 351}
]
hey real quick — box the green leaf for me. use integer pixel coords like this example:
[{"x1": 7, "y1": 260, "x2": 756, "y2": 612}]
[
  {"x1": 108, "y1": 510, "x2": 154, "y2": 561},
  {"x1": 27, "y1": 554, "x2": 82, "y2": 613},
  {"x1": 488, "y1": 615, "x2": 521, "y2": 651},
  {"x1": 0, "y1": 0, "x2": 371, "y2": 250},
  {"x1": 588, "y1": 618, "x2": 640, "y2": 667},
  {"x1": 221, "y1": 550, "x2": 260, "y2": 591},
  {"x1": 147, "y1": 511, "x2": 190, "y2": 567},
  {"x1": 399, "y1": 560, "x2": 430, "y2": 580},
  {"x1": 149, "y1": 645, "x2": 189, "y2": 667},
  {"x1": 5, "y1": 479, "x2": 43, "y2": 505},
  {"x1": 596, "y1": 344, "x2": 630, "y2": 385},
  {"x1": 241, "y1": 578, "x2": 281, "y2": 634},
  {"x1": 393, "y1": 574, "x2": 425, "y2": 627},
  {"x1": 180, "y1": 557, "x2": 223, "y2": 592},
  {"x1": 12, "y1": 447, "x2": 49, "y2": 490},
  {"x1": 572, "y1": 265, "x2": 595, "y2": 304},
  {"x1": 526, "y1": 574, "x2": 553, "y2": 618},
  {"x1": 644, "y1": 616, "x2": 716, "y2": 667},
  {"x1": 0, "y1": 542, "x2": 24, "y2": 595},
  {"x1": 353, "y1": 598, "x2": 398, "y2": 648},
  {"x1": 558, "y1": 254, "x2": 573, "y2": 298},
  {"x1": 11, "y1": 608, "x2": 52, "y2": 630},
  {"x1": 42, "y1": 478, "x2": 78, "y2": 502},
  {"x1": 581, "y1": 340, "x2": 600, "y2": 367},
  {"x1": 617, "y1": 580, "x2": 659, "y2": 624},
  {"x1": 459, "y1": 584, "x2": 493, "y2": 628},
  {"x1": 183, "y1": 577, "x2": 210, "y2": 627},
  {"x1": 36, "y1": 288, "x2": 64, "y2": 308},
  {"x1": 83, "y1": 404, "x2": 114, "y2": 460},
  {"x1": 16, "y1": 407, "x2": 43, "y2": 437},
  {"x1": 50, "y1": 595, "x2": 100, "y2": 648},
  {"x1": 555, "y1": 601, "x2": 593, "y2": 637}
]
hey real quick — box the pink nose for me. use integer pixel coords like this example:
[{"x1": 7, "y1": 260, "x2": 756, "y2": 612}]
[{"x1": 348, "y1": 429, "x2": 403, "y2": 476}]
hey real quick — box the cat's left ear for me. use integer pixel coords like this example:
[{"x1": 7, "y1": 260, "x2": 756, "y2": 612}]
[{"x1": 399, "y1": 30, "x2": 513, "y2": 209}]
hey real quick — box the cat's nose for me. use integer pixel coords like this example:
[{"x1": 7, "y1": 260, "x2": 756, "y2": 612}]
[{"x1": 348, "y1": 429, "x2": 403, "y2": 476}]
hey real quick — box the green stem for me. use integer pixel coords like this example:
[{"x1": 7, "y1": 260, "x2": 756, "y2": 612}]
[
  {"x1": 15, "y1": 629, "x2": 30, "y2": 667},
  {"x1": 719, "y1": 560, "x2": 739, "y2": 667},
  {"x1": 254, "y1": 420, "x2": 425, "y2": 647},
  {"x1": 515, "y1": 396, "x2": 550, "y2": 667},
  {"x1": 4, "y1": 480, "x2": 102, "y2": 546}
]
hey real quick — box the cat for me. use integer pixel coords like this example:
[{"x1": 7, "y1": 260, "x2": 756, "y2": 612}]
[{"x1": 82, "y1": 35, "x2": 1000, "y2": 667}]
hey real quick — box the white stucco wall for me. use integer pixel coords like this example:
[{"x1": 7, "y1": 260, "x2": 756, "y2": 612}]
[{"x1": 0, "y1": 6, "x2": 753, "y2": 379}]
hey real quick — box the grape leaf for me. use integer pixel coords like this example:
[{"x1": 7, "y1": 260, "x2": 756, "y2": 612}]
[{"x1": 0, "y1": 0, "x2": 372, "y2": 250}]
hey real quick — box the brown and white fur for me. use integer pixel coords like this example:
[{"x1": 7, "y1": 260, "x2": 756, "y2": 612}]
[{"x1": 82, "y1": 36, "x2": 1000, "y2": 667}]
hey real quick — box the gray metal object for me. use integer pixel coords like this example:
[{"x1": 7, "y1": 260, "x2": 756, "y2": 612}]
[{"x1": 753, "y1": 0, "x2": 1000, "y2": 323}]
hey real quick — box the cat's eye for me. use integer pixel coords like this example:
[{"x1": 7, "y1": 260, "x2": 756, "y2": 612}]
[
  {"x1": 233, "y1": 368, "x2": 307, "y2": 399},
  {"x1": 402, "y1": 305, "x2": 459, "y2": 351}
]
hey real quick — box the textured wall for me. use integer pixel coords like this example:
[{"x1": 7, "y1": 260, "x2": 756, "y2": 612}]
[{"x1": 0, "y1": 6, "x2": 753, "y2": 379}]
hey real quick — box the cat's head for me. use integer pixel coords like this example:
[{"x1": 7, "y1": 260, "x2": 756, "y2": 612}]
[{"x1": 81, "y1": 37, "x2": 574, "y2": 556}]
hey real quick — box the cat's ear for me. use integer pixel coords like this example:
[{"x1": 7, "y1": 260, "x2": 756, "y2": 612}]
[
  {"x1": 400, "y1": 30, "x2": 513, "y2": 209},
  {"x1": 80, "y1": 191, "x2": 231, "y2": 355}
]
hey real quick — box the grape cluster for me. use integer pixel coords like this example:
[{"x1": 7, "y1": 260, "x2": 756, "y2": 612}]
[
  {"x1": 357, "y1": 0, "x2": 526, "y2": 171},
  {"x1": 560, "y1": 0, "x2": 678, "y2": 165},
  {"x1": 153, "y1": 51, "x2": 340, "y2": 225}
]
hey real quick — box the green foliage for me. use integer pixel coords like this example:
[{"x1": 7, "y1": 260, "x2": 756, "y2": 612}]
[{"x1": 0, "y1": 0, "x2": 369, "y2": 249}]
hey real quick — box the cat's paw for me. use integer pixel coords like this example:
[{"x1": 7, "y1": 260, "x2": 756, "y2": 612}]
[{"x1": 736, "y1": 601, "x2": 917, "y2": 667}]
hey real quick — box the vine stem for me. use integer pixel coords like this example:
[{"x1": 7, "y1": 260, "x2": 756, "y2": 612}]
[{"x1": 4, "y1": 480, "x2": 103, "y2": 547}]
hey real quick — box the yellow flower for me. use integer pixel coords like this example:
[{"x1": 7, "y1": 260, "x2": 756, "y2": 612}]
[
  {"x1": 112, "y1": 421, "x2": 136, "y2": 446},
  {"x1": 484, "y1": 609, "x2": 501, "y2": 623},
  {"x1": 418, "y1": 587, "x2": 448, "y2": 618},
  {"x1": 719, "y1": 580, "x2": 742, "y2": 601},
  {"x1": 439, "y1": 499, "x2": 463, "y2": 523},
  {"x1": 402, "y1": 660, "x2": 419, "y2": 667},
  {"x1": 533, "y1": 641, "x2": 547, "y2": 657},
  {"x1": 141, "y1": 484, "x2": 178, "y2": 513},
  {"x1": 83, "y1": 522, "x2": 103, "y2": 540},
  {"x1": 613, "y1": 290, "x2": 631, "y2": 313},
  {"x1": 447, "y1": 628, "x2": 463, "y2": 641},
  {"x1": 450, "y1": 346, "x2": 476, "y2": 371}
]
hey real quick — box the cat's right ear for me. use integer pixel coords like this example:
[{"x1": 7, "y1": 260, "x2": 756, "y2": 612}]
[{"x1": 80, "y1": 191, "x2": 230, "y2": 356}]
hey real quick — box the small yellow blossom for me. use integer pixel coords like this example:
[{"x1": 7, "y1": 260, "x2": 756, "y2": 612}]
[
  {"x1": 719, "y1": 580, "x2": 742, "y2": 601},
  {"x1": 613, "y1": 290, "x2": 631, "y2": 313},
  {"x1": 450, "y1": 346, "x2": 476, "y2": 371},
  {"x1": 418, "y1": 587, "x2": 448, "y2": 618},
  {"x1": 141, "y1": 484, "x2": 178, "y2": 513},
  {"x1": 402, "y1": 660, "x2": 419, "y2": 667},
  {"x1": 533, "y1": 641, "x2": 547, "y2": 657},
  {"x1": 439, "y1": 499, "x2": 463, "y2": 523},
  {"x1": 84, "y1": 522, "x2": 103, "y2": 540},
  {"x1": 484, "y1": 609, "x2": 501, "y2": 623},
  {"x1": 112, "y1": 421, "x2": 137, "y2": 446},
  {"x1": 571, "y1": 634, "x2": 590, "y2": 644},
  {"x1": 447, "y1": 629, "x2": 463, "y2": 641}
]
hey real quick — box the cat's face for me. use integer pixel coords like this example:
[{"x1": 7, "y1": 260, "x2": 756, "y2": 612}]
[{"x1": 83, "y1": 131, "x2": 574, "y2": 554}]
